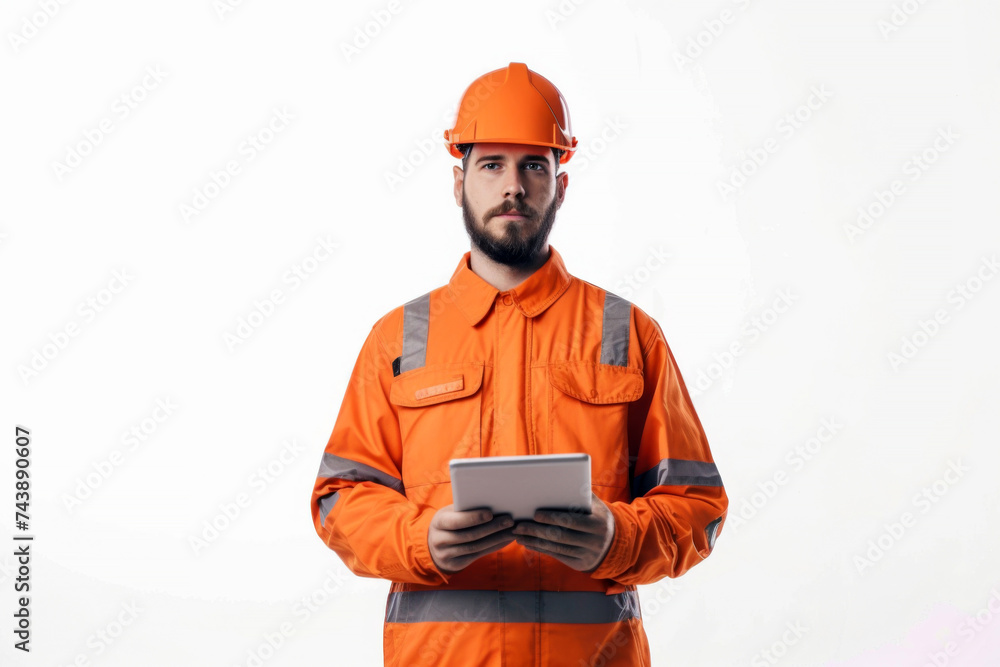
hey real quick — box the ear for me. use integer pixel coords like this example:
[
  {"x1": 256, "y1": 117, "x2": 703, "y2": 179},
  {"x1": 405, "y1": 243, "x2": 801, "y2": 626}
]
[
  {"x1": 555, "y1": 171, "x2": 569, "y2": 209},
  {"x1": 453, "y1": 165, "x2": 464, "y2": 207}
]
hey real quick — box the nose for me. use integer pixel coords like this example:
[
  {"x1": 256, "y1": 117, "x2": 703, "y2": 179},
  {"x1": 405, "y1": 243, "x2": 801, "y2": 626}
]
[{"x1": 501, "y1": 169, "x2": 526, "y2": 200}]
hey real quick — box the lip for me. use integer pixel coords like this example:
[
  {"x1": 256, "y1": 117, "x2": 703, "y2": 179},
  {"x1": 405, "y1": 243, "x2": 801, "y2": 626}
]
[{"x1": 496, "y1": 212, "x2": 527, "y2": 218}]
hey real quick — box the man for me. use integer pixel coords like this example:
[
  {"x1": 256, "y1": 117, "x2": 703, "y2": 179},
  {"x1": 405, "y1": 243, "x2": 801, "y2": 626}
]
[{"x1": 310, "y1": 62, "x2": 728, "y2": 666}]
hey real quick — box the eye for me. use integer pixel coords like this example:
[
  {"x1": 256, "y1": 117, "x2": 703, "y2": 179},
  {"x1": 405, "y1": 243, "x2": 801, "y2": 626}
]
[
  {"x1": 524, "y1": 163, "x2": 545, "y2": 171},
  {"x1": 483, "y1": 162, "x2": 500, "y2": 170}
]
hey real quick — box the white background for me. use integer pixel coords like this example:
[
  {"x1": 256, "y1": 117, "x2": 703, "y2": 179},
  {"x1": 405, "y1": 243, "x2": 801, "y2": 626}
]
[{"x1": 3, "y1": 0, "x2": 999, "y2": 665}]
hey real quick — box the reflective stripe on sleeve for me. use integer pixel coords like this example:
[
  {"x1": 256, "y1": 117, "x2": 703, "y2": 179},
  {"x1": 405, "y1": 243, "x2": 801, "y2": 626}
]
[
  {"x1": 317, "y1": 453, "x2": 405, "y2": 493},
  {"x1": 385, "y1": 589, "x2": 641, "y2": 624},
  {"x1": 315, "y1": 454, "x2": 405, "y2": 525},
  {"x1": 631, "y1": 458, "x2": 723, "y2": 498},
  {"x1": 600, "y1": 291, "x2": 630, "y2": 367},
  {"x1": 318, "y1": 491, "x2": 339, "y2": 525},
  {"x1": 401, "y1": 291, "x2": 431, "y2": 373},
  {"x1": 705, "y1": 516, "x2": 722, "y2": 550}
]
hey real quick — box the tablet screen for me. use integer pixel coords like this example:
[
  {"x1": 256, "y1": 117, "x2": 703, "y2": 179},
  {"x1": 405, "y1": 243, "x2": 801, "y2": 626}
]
[{"x1": 449, "y1": 453, "x2": 591, "y2": 521}]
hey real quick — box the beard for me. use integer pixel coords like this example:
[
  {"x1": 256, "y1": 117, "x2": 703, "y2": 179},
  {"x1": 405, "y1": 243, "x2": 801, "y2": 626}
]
[{"x1": 462, "y1": 187, "x2": 559, "y2": 268}]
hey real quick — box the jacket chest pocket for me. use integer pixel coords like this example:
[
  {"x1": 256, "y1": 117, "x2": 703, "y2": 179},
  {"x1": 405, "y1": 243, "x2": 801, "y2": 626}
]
[
  {"x1": 389, "y1": 362, "x2": 485, "y2": 489},
  {"x1": 545, "y1": 361, "x2": 644, "y2": 490}
]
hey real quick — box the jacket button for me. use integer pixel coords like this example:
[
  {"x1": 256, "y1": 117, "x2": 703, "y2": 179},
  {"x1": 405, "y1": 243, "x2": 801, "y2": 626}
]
[{"x1": 502, "y1": 294, "x2": 513, "y2": 306}]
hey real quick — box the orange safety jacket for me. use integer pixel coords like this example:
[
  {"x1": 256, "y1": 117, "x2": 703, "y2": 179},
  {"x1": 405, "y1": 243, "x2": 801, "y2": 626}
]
[{"x1": 310, "y1": 244, "x2": 728, "y2": 666}]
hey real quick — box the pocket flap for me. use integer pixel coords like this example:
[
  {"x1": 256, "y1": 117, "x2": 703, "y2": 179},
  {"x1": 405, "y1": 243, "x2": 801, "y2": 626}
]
[
  {"x1": 548, "y1": 361, "x2": 644, "y2": 404},
  {"x1": 389, "y1": 362, "x2": 485, "y2": 407}
]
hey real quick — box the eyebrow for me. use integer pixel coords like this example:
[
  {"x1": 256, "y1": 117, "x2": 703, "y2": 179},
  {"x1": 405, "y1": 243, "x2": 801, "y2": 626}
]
[{"x1": 475, "y1": 154, "x2": 551, "y2": 165}]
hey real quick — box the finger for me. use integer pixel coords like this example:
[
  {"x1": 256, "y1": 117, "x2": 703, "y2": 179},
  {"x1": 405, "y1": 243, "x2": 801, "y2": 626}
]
[
  {"x1": 449, "y1": 538, "x2": 511, "y2": 571},
  {"x1": 516, "y1": 536, "x2": 588, "y2": 567},
  {"x1": 514, "y1": 521, "x2": 596, "y2": 549},
  {"x1": 438, "y1": 515, "x2": 514, "y2": 546},
  {"x1": 532, "y1": 509, "x2": 603, "y2": 534},
  {"x1": 534, "y1": 507, "x2": 597, "y2": 525},
  {"x1": 444, "y1": 526, "x2": 516, "y2": 563},
  {"x1": 514, "y1": 533, "x2": 589, "y2": 559},
  {"x1": 440, "y1": 525, "x2": 515, "y2": 555},
  {"x1": 437, "y1": 508, "x2": 494, "y2": 531}
]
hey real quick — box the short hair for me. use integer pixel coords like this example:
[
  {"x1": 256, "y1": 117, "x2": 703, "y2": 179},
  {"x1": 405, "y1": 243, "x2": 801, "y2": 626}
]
[{"x1": 457, "y1": 143, "x2": 563, "y2": 173}]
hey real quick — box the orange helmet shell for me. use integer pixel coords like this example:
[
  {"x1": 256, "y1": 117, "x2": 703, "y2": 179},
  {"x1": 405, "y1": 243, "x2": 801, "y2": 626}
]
[{"x1": 444, "y1": 62, "x2": 578, "y2": 165}]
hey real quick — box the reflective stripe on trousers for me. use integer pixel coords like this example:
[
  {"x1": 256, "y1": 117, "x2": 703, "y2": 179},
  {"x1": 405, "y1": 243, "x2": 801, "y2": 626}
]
[{"x1": 385, "y1": 589, "x2": 641, "y2": 624}]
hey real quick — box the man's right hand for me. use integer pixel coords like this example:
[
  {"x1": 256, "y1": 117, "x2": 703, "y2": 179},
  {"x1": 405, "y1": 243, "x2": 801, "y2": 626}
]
[{"x1": 428, "y1": 504, "x2": 517, "y2": 575}]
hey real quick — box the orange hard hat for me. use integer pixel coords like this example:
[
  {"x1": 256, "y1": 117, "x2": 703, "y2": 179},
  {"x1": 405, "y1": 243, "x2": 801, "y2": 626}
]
[{"x1": 444, "y1": 62, "x2": 578, "y2": 165}]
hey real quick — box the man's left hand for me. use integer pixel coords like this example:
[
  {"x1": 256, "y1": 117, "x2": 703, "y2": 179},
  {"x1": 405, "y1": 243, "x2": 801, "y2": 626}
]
[{"x1": 512, "y1": 492, "x2": 615, "y2": 573}]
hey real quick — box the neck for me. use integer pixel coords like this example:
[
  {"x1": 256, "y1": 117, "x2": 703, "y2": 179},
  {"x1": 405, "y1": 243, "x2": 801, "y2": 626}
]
[{"x1": 469, "y1": 243, "x2": 550, "y2": 292}]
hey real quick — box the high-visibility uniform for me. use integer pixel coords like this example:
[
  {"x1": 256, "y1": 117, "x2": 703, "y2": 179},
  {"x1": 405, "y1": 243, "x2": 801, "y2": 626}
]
[{"x1": 310, "y1": 244, "x2": 728, "y2": 666}]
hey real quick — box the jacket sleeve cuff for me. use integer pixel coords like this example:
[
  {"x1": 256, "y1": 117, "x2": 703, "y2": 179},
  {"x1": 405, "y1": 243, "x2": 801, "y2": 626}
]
[
  {"x1": 587, "y1": 501, "x2": 634, "y2": 581},
  {"x1": 410, "y1": 507, "x2": 452, "y2": 585}
]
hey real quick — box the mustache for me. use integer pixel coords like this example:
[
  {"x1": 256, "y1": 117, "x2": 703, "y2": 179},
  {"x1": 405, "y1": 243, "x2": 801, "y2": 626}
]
[{"x1": 488, "y1": 201, "x2": 535, "y2": 219}]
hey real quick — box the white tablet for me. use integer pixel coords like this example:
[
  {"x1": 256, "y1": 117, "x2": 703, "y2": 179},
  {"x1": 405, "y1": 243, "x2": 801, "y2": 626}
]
[{"x1": 450, "y1": 453, "x2": 592, "y2": 521}]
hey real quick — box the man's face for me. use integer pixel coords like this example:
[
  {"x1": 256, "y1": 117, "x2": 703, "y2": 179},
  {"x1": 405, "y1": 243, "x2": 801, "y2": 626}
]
[{"x1": 454, "y1": 142, "x2": 568, "y2": 268}]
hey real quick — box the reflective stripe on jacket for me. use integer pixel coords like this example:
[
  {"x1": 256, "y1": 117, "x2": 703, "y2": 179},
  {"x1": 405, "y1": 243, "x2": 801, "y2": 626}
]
[{"x1": 310, "y1": 244, "x2": 728, "y2": 666}]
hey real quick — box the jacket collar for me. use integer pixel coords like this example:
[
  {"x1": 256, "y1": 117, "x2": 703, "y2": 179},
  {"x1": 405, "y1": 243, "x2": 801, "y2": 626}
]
[{"x1": 446, "y1": 244, "x2": 573, "y2": 326}]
